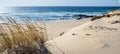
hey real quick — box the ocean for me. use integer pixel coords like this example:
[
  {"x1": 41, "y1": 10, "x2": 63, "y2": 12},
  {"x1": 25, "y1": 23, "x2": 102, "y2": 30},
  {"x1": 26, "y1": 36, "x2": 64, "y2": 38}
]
[{"x1": 0, "y1": 6, "x2": 120, "y2": 22}]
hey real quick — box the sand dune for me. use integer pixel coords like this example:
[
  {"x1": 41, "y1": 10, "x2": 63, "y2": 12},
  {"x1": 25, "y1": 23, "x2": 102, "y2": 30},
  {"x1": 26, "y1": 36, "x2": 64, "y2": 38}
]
[{"x1": 46, "y1": 10, "x2": 120, "y2": 54}]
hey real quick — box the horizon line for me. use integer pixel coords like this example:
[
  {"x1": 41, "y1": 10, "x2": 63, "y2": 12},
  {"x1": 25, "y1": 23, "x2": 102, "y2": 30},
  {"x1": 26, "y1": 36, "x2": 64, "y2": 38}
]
[{"x1": 2, "y1": 5, "x2": 120, "y2": 7}]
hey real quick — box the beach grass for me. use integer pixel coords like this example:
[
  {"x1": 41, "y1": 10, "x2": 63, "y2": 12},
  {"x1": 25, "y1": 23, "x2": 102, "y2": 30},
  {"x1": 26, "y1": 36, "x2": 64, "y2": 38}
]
[{"x1": 0, "y1": 17, "x2": 51, "y2": 54}]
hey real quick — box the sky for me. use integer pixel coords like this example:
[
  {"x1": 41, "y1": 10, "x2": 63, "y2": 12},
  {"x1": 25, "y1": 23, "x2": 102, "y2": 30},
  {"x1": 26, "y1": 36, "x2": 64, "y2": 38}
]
[{"x1": 0, "y1": 0, "x2": 120, "y2": 6}]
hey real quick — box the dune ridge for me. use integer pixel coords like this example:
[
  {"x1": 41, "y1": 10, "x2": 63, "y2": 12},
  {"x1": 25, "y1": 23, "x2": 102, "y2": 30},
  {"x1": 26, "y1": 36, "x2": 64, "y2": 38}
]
[{"x1": 46, "y1": 9, "x2": 120, "y2": 54}]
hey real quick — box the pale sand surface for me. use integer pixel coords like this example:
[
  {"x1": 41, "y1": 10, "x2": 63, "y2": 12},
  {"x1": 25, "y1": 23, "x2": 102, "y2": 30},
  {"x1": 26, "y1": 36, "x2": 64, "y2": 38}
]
[
  {"x1": 45, "y1": 10, "x2": 120, "y2": 54},
  {"x1": 45, "y1": 18, "x2": 90, "y2": 39}
]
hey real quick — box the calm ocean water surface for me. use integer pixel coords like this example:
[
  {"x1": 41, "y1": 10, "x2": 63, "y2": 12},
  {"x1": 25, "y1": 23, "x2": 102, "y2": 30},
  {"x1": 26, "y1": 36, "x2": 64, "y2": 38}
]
[{"x1": 0, "y1": 6, "x2": 120, "y2": 22}]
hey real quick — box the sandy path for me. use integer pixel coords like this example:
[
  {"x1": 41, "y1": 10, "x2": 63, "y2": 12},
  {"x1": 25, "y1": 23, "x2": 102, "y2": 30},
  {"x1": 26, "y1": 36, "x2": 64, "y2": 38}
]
[{"x1": 45, "y1": 18, "x2": 90, "y2": 39}]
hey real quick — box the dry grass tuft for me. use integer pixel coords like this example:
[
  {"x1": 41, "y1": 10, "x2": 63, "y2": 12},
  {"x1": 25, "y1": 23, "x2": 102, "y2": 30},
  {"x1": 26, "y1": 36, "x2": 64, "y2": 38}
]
[
  {"x1": 0, "y1": 17, "x2": 51, "y2": 54},
  {"x1": 91, "y1": 16, "x2": 103, "y2": 21}
]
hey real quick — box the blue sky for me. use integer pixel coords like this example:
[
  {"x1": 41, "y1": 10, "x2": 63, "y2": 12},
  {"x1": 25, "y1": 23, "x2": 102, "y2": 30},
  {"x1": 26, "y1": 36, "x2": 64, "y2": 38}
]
[{"x1": 0, "y1": 0, "x2": 119, "y2": 6}]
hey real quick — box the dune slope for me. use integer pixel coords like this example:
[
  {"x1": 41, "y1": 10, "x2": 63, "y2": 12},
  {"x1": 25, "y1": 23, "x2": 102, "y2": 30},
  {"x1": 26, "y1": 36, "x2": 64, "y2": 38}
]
[{"x1": 46, "y1": 10, "x2": 120, "y2": 54}]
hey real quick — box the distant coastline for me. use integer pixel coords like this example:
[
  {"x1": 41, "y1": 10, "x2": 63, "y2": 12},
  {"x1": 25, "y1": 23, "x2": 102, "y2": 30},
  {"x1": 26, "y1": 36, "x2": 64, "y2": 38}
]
[{"x1": 0, "y1": 6, "x2": 119, "y2": 22}]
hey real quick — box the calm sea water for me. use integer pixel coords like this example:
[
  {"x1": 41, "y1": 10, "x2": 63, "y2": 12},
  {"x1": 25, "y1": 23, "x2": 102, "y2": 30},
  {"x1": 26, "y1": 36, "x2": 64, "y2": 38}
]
[{"x1": 0, "y1": 6, "x2": 120, "y2": 22}]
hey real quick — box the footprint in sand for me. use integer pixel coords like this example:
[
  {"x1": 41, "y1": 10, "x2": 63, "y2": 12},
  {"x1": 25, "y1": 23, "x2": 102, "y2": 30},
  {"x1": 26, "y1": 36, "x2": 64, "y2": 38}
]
[
  {"x1": 84, "y1": 25, "x2": 118, "y2": 31},
  {"x1": 95, "y1": 39, "x2": 110, "y2": 48},
  {"x1": 108, "y1": 19, "x2": 120, "y2": 24}
]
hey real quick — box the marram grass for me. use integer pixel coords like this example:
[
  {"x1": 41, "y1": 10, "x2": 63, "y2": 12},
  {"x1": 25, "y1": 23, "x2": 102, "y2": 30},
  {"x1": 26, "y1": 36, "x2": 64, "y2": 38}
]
[{"x1": 0, "y1": 17, "x2": 51, "y2": 54}]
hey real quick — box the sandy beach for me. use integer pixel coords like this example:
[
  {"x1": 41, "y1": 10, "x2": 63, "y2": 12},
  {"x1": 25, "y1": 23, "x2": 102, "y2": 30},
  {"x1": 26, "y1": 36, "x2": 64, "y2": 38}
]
[
  {"x1": 0, "y1": 0, "x2": 120, "y2": 54},
  {"x1": 45, "y1": 18, "x2": 91, "y2": 39},
  {"x1": 45, "y1": 9, "x2": 120, "y2": 54}
]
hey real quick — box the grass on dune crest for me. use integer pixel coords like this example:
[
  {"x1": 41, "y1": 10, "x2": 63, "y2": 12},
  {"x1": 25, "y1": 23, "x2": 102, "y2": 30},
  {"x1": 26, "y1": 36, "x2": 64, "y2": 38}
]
[{"x1": 0, "y1": 17, "x2": 51, "y2": 54}]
